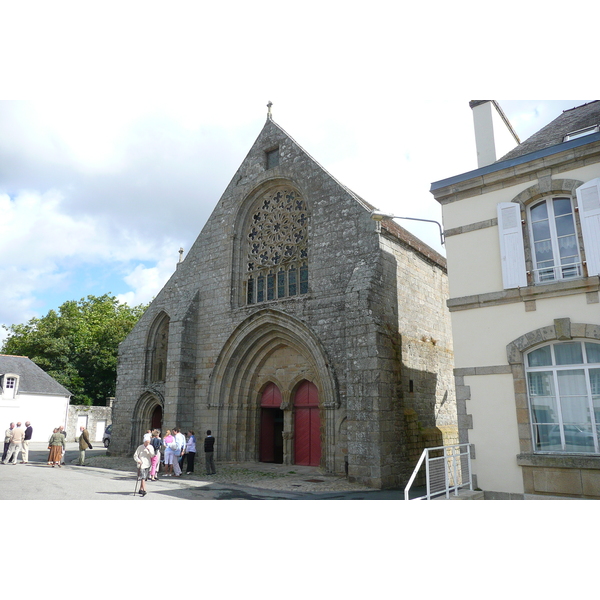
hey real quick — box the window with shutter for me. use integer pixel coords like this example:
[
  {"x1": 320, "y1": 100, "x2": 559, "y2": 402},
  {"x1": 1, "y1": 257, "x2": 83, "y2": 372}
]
[
  {"x1": 527, "y1": 197, "x2": 582, "y2": 283},
  {"x1": 576, "y1": 178, "x2": 600, "y2": 277}
]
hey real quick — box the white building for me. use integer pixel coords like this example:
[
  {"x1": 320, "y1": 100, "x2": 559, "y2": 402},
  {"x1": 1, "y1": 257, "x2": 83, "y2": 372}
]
[
  {"x1": 0, "y1": 355, "x2": 72, "y2": 442},
  {"x1": 431, "y1": 101, "x2": 600, "y2": 499}
]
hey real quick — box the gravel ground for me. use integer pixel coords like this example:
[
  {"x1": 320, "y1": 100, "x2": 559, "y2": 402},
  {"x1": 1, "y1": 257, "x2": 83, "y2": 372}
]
[{"x1": 82, "y1": 454, "x2": 373, "y2": 493}]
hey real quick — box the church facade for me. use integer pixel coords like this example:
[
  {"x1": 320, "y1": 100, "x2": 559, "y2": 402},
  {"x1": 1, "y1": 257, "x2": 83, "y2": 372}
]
[{"x1": 111, "y1": 115, "x2": 457, "y2": 489}]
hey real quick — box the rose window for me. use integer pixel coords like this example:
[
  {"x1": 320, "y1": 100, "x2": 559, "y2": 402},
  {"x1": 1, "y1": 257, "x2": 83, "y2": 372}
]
[{"x1": 246, "y1": 187, "x2": 308, "y2": 304}]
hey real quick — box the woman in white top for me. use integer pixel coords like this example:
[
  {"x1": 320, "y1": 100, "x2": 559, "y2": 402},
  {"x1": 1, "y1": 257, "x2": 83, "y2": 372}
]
[{"x1": 133, "y1": 439, "x2": 155, "y2": 497}]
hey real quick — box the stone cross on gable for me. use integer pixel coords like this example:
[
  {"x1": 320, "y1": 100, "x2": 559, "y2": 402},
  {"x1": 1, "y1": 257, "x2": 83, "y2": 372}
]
[{"x1": 267, "y1": 101, "x2": 273, "y2": 119}]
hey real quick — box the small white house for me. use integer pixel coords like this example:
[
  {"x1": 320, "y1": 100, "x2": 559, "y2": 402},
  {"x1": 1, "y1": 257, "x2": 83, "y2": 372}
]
[{"x1": 0, "y1": 355, "x2": 72, "y2": 442}]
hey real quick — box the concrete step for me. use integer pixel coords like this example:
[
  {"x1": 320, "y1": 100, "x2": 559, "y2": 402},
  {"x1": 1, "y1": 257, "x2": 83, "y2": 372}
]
[{"x1": 432, "y1": 489, "x2": 484, "y2": 500}]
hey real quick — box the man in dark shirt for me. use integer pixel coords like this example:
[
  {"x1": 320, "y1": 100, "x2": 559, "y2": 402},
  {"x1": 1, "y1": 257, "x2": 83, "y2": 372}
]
[
  {"x1": 21, "y1": 421, "x2": 33, "y2": 463},
  {"x1": 204, "y1": 430, "x2": 216, "y2": 475}
]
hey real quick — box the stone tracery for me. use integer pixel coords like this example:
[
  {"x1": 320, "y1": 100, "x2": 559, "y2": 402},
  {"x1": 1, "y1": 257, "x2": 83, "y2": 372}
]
[{"x1": 246, "y1": 186, "x2": 308, "y2": 303}]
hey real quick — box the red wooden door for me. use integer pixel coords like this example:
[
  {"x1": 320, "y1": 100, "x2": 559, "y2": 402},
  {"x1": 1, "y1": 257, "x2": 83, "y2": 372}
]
[
  {"x1": 294, "y1": 381, "x2": 321, "y2": 466},
  {"x1": 261, "y1": 383, "x2": 281, "y2": 407}
]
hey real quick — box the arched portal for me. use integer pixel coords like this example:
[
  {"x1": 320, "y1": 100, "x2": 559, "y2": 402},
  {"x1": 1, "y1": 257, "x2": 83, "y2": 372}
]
[
  {"x1": 294, "y1": 380, "x2": 321, "y2": 466},
  {"x1": 259, "y1": 383, "x2": 283, "y2": 463},
  {"x1": 131, "y1": 392, "x2": 164, "y2": 450},
  {"x1": 207, "y1": 309, "x2": 340, "y2": 471}
]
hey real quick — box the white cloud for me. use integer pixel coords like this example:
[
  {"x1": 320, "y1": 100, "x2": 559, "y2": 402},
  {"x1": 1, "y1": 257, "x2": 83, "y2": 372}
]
[{"x1": 116, "y1": 255, "x2": 178, "y2": 308}]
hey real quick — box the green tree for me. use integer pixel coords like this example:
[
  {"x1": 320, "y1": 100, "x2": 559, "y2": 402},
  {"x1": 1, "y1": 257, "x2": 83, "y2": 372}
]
[{"x1": 1, "y1": 294, "x2": 148, "y2": 405}]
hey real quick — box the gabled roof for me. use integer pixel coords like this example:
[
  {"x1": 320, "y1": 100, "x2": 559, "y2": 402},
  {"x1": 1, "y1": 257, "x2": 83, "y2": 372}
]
[
  {"x1": 0, "y1": 355, "x2": 72, "y2": 396},
  {"x1": 500, "y1": 101, "x2": 600, "y2": 161}
]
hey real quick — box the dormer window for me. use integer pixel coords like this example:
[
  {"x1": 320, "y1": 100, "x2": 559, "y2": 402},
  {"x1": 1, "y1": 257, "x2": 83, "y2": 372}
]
[
  {"x1": 1, "y1": 374, "x2": 19, "y2": 399},
  {"x1": 563, "y1": 125, "x2": 599, "y2": 142}
]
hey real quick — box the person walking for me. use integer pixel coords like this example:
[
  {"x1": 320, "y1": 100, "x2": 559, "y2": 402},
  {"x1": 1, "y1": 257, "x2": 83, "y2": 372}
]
[
  {"x1": 78, "y1": 426, "x2": 92, "y2": 466},
  {"x1": 3, "y1": 422, "x2": 25, "y2": 465},
  {"x1": 204, "y1": 430, "x2": 216, "y2": 475},
  {"x1": 47, "y1": 428, "x2": 66, "y2": 467},
  {"x1": 184, "y1": 431, "x2": 196, "y2": 474},
  {"x1": 149, "y1": 429, "x2": 162, "y2": 481},
  {"x1": 21, "y1": 421, "x2": 33, "y2": 464},
  {"x1": 58, "y1": 426, "x2": 67, "y2": 464},
  {"x1": 2, "y1": 423, "x2": 14, "y2": 462},
  {"x1": 133, "y1": 438, "x2": 155, "y2": 497}
]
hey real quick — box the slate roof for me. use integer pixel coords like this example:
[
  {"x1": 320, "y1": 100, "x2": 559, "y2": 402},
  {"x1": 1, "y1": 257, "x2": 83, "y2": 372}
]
[
  {"x1": 0, "y1": 355, "x2": 72, "y2": 396},
  {"x1": 500, "y1": 101, "x2": 600, "y2": 161}
]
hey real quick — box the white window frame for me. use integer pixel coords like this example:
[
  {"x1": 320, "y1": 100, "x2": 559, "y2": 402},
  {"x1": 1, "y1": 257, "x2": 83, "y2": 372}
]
[
  {"x1": 563, "y1": 125, "x2": 599, "y2": 142},
  {"x1": 527, "y1": 196, "x2": 583, "y2": 284},
  {"x1": 526, "y1": 341, "x2": 600, "y2": 454},
  {"x1": 1, "y1": 373, "x2": 19, "y2": 400}
]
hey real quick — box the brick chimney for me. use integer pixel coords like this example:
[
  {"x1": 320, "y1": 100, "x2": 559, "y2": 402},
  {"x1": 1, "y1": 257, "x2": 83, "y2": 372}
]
[{"x1": 470, "y1": 100, "x2": 520, "y2": 168}]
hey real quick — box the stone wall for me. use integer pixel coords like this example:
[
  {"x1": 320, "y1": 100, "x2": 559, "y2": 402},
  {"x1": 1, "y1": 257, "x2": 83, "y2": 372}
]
[{"x1": 67, "y1": 402, "x2": 112, "y2": 443}]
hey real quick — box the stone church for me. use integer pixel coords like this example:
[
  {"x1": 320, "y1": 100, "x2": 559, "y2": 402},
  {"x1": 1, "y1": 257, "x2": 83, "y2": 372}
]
[{"x1": 111, "y1": 111, "x2": 457, "y2": 488}]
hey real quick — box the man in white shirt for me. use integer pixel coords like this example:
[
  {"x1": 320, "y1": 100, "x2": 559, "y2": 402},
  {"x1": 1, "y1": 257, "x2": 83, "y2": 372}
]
[{"x1": 173, "y1": 428, "x2": 186, "y2": 477}]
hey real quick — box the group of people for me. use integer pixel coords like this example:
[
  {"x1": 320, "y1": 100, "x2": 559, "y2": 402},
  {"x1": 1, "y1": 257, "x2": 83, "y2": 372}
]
[
  {"x1": 134, "y1": 428, "x2": 216, "y2": 496},
  {"x1": 2, "y1": 421, "x2": 93, "y2": 468},
  {"x1": 47, "y1": 425, "x2": 92, "y2": 467},
  {"x1": 2, "y1": 421, "x2": 33, "y2": 465}
]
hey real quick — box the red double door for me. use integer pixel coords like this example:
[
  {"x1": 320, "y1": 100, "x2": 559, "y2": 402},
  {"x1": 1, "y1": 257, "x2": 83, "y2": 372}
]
[{"x1": 259, "y1": 380, "x2": 321, "y2": 467}]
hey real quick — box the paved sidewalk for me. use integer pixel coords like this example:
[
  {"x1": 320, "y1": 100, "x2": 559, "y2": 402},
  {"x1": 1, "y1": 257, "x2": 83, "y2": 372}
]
[
  {"x1": 87, "y1": 453, "x2": 375, "y2": 494},
  {"x1": 1, "y1": 443, "x2": 410, "y2": 499}
]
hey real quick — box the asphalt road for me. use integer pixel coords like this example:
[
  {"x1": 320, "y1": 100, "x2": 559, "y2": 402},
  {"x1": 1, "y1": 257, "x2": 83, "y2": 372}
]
[{"x1": 0, "y1": 443, "x2": 406, "y2": 500}]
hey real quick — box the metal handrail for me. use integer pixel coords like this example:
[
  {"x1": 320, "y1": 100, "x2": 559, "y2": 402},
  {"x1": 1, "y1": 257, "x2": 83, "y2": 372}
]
[
  {"x1": 404, "y1": 443, "x2": 473, "y2": 500},
  {"x1": 532, "y1": 262, "x2": 582, "y2": 283}
]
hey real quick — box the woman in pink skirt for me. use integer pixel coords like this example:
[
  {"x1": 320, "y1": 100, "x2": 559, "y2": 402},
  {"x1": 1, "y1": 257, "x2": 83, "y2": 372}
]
[{"x1": 149, "y1": 429, "x2": 162, "y2": 480}]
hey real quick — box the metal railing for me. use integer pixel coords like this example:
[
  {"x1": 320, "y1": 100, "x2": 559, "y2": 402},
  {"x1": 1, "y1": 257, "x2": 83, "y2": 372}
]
[
  {"x1": 532, "y1": 262, "x2": 582, "y2": 284},
  {"x1": 404, "y1": 443, "x2": 473, "y2": 500}
]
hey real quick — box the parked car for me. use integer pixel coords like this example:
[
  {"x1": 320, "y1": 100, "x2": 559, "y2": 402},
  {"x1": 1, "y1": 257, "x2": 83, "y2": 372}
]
[
  {"x1": 547, "y1": 424, "x2": 595, "y2": 451},
  {"x1": 103, "y1": 424, "x2": 112, "y2": 448}
]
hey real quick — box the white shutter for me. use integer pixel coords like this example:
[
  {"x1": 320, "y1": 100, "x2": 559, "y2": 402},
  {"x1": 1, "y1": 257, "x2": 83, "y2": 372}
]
[
  {"x1": 497, "y1": 202, "x2": 527, "y2": 289},
  {"x1": 576, "y1": 178, "x2": 600, "y2": 277}
]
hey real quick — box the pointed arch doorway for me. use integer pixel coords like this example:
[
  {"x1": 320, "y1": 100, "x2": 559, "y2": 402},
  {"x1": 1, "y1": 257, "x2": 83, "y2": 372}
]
[{"x1": 259, "y1": 383, "x2": 284, "y2": 463}]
